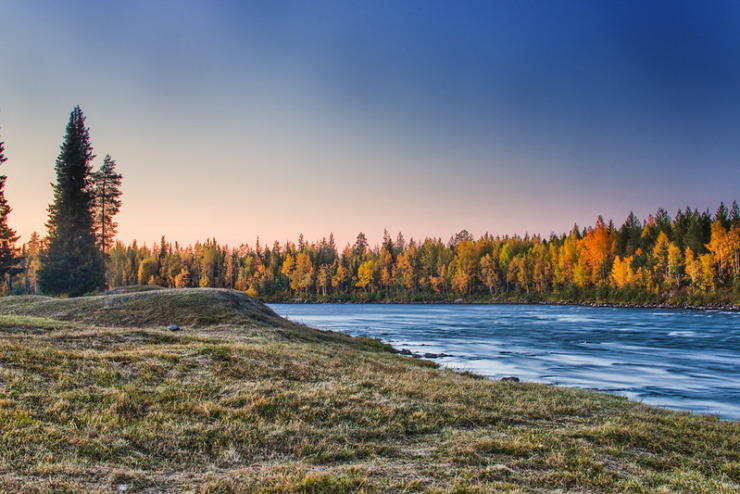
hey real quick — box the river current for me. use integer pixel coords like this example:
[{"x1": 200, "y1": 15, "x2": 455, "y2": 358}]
[{"x1": 269, "y1": 303, "x2": 740, "y2": 420}]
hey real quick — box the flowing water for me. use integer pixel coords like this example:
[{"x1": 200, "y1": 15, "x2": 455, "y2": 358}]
[{"x1": 269, "y1": 303, "x2": 740, "y2": 420}]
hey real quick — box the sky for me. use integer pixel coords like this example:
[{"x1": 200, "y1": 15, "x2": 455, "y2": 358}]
[{"x1": 1, "y1": 1, "x2": 739, "y2": 248}]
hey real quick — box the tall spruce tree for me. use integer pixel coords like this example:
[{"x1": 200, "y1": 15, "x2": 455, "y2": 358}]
[
  {"x1": 38, "y1": 107, "x2": 104, "y2": 296},
  {"x1": 92, "y1": 155, "x2": 123, "y2": 257},
  {"x1": 0, "y1": 122, "x2": 22, "y2": 283}
]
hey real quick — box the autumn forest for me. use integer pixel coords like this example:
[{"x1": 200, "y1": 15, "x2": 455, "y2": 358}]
[{"x1": 13, "y1": 202, "x2": 740, "y2": 306}]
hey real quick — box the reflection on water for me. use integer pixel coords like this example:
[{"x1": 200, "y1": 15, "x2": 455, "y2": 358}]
[{"x1": 269, "y1": 303, "x2": 740, "y2": 420}]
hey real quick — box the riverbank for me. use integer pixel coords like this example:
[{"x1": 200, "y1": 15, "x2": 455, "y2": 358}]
[
  {"x1": 270, "y1": 302, "x2": 740, "y2": 420},
  {"x1": 1, "y1": 289, "x2": 739, "y2": 492},
  {"x1": 267, "y1": 296, "x2": 740, "y2": 312}
]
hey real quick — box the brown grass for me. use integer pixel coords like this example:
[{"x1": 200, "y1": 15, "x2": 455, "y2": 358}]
[{"x1": 0, "y1": 289, "x2": 737, "y2": 492}]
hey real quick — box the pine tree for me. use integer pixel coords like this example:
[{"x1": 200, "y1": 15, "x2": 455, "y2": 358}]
[
  {"x1": 730, "y1": 201, "x2": 740, "y2": 228},
  {"x1": 352, "y1": 232, "x2": 368, "y2": 256},
  {"x1": 0, "y1": 123, "x2": 22, "y2": 283},
  {"x1": 38, "y1": 107, "x2": 105, "y2": 296},
  {"x1": 92, "y1": 155, "x2": 123, "y2": 256},
  {"x1": 715, "y1": 202, "x2": 730, "y2": 229}
]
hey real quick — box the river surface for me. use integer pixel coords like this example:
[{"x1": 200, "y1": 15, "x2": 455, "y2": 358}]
[{"x1": 268, "y1": 303, "x2": 740, "y2": 420}]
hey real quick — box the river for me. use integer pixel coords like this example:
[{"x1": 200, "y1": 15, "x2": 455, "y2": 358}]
[{"x1": 269, "y1": 303, "x2": 740, "y2": 420}]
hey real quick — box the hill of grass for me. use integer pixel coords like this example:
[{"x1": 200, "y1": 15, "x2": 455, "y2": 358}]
[
  {"x1": 0, "y1": 288, "x2": 284, "y2": 328},
  {"x1": 0, "y1": 288, "x2": 354, "y2": 347},
  {"x1": 0, "y1": 288, "x2": 738, "y2": 492}
]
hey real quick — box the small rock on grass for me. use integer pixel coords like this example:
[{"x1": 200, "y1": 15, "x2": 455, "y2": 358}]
[
  {"x1": 500, "y1": 376, "x2": 520, "y2": 382},
  {"x1": 168, "y1": 324, "x2": 181, "y2": 331}
]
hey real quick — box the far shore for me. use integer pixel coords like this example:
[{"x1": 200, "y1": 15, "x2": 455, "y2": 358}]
[{"x1": 267, "y1": 298, "x2": 740, "y2": 312}]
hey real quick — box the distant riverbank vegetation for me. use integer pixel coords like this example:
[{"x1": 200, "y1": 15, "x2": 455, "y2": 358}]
[{"x1": 15, "y1": 204, "x2": 740, "y2": 307}]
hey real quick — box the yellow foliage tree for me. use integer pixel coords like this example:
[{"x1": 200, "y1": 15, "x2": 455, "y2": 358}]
[
  {"x1": 293, "y1": 252, "x2": 313, "y2": 294},
  {"x1": 174, "y1": 267, "x2": 190, "y2": 288},
  {"x1": 316, "y1": 264, "x2": 330, "y2": 296},
  {"x1": 396, "y1": 245, "x2": 417, "y2": 292},
  {"x1": 199, "y1": 274, "x2": 211, "y2": 288},
  {"x1": 356, "y1": 259, "x2": 375, "y2": 291},
  {"x1": 379, "y1": 252, "x2": 394, "y2": 291},
  {"x1": 611, "y1": 255, "x2": 634, "y2": 289},
  {"x1": 479, "y1": 253, "x2": 499, "y2": 295},
  {"x1": 281, "y1": 253, "x2": 295, "y2": 289},
  {"x1": 700, "y1": 253, "x2": 716, "y2": 291},
  {"x1": 451, "y1": 240, "x2": 478, "y2": 294},
  {"x1": 332, "y1": 262, "x2": 349, "y2": 292},
  {"x1": 532, "y1": 243, "x2": 551, "y2": 294},
  {"x1": 509, "y1": 254, "x2": 531, "y2": 294},
  {"x1": 651, "y1": 232, "x2": 670, "y2": 289},
  {"x1": 573, "y1": 259, "x2": 589, "y2": 288},
  {"x1": 138, "y1": 258, "x2": 156, "y2": 285},
  {"x1": 667, "y1": 243, "x2": 683, "y2": 288},
  {"x1": 684, "y1": 247, "x2": 701, "y2": 289},
  {"x1": 578, "y1": 216, "x2": 615, "y2": 285},
  {"x1": 706, "y1": 222, "x2": 733, "y2": 282},
  {"x1": 729, "y1": 224, "x2": 740, "y2": 281},
  {"x1": 558, "y1": 235, "x2": 579, "y2": 285}
]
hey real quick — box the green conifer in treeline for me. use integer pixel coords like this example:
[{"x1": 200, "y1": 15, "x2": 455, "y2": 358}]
[
  {"x1": 38, "y1": 107, "x2": 104, "y2": 296},
  {"x1": 92, "y1": 155, "x2": 123, "y2": 257},
  {"x1": 0, "y1": 121, "x2": 22, "y2": 287},
  {"x1": 15, "y1": 205, "x2": 737, "y2": 305}
]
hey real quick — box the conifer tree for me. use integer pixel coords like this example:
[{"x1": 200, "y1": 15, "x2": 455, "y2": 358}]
[
  {"x1": 353, "y1": 232, "x2": 368, "y2": 256},
  {"x1": 730, "y1": 201, "x2": 740, "y2": 228},
  {"x1": 0, "y1": 123, "x2": 22, "y2": 283},
  {"x1": 38, "y1": 107, "x2": 105, "y2": 296},
  {"x1": 92, "y1": 155, "x2": 123, "y2": 256},
  {"x1": 715, "y1": 202, "x2": 730, "y2": 229}
]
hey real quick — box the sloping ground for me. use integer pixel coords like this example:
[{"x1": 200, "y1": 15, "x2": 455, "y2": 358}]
[
  {"x1": 0, "y1": 288, "x2": 363, "y2": 349},
  {"x1": 0, "y1": 288, "x2": 287, "y2": 329},
  {"x1": 0, "y1": 290, "x2": 738, "y2": 492}
]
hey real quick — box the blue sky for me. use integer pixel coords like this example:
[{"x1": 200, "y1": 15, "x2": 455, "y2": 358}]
[{"x1": 1, "y1": 1, "x2": 739, "y2": 247}]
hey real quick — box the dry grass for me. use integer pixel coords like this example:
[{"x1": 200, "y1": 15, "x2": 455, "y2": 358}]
[
  {"x1": 0, "y1": 289, "x2": 738, "y2": 492},
  {"x1": 0, "y1": 288, "x2": 287, "y2": 329}
]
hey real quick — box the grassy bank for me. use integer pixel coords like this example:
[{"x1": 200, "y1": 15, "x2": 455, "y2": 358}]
[{"x1": 0, "y1": 289, "x2": 738, "y2": 492}]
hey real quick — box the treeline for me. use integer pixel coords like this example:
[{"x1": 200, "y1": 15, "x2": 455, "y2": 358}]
[
  {"x1": 14, "y1": 203, "x2": 740, "y2": 305},
  {"x1": 3, "y1": 110, "x2": 739, "y2": 304}
]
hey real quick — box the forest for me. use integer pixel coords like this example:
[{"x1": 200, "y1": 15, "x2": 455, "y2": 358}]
[
  {"x1": 2, "y1": 108, "x2": 740, "y2": 306},
  {"x1": 15, "y1": 202, "x2": 740, "y2": 306}
]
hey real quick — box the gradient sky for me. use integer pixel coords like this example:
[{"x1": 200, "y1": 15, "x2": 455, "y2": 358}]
[{"x1": 1, "y1": 1, "x2": 739, "y2": 248}]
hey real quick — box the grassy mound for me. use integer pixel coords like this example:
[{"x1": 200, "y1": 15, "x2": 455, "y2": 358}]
[
  {"x1": 0, "y1": 289, "x2": 738, "y2": 492},
  {"x1": 0, "y1": 288, "x2": 286, "y2": 329}
]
